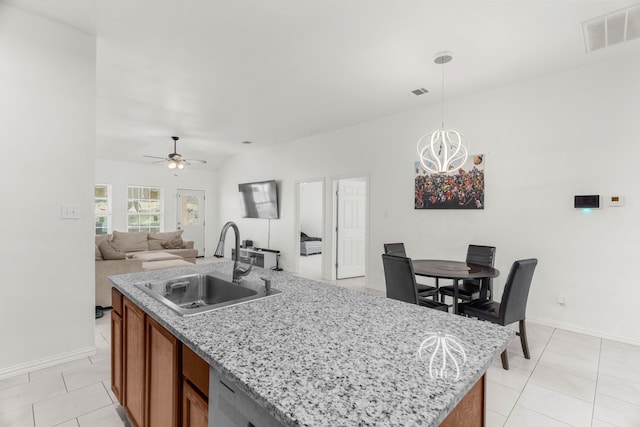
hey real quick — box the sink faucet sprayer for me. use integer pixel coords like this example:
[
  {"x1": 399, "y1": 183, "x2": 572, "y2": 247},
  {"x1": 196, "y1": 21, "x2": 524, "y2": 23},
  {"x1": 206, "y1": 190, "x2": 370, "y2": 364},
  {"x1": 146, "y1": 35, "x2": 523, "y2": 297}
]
[{"x1": 214, "y1": 221, "x2": 254, "y2": 283}]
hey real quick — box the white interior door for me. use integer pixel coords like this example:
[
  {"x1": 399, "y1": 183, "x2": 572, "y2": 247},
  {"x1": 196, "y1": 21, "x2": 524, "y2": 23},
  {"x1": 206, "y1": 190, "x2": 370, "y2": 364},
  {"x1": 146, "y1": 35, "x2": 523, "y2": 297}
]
[
  {"x1": 176, "y1": 189, "x2": 205, "y2": 256},
  {"x1": 336, "y1": 179, "x2": 366, "y2": 279}
]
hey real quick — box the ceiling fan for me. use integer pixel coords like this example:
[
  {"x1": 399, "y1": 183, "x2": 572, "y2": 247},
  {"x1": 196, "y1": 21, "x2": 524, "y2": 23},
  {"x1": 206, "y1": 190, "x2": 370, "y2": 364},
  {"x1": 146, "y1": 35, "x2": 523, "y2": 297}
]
[{"x1": 144, "y1": 136, "x2": 207, "y2": 169}]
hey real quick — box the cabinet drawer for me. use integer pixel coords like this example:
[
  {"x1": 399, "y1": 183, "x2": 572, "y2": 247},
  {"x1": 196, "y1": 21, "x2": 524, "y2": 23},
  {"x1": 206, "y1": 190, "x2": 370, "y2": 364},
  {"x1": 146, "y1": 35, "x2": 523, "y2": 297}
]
[{"x1": 182, "y1": 344, "x2": 209, "y2": 399}]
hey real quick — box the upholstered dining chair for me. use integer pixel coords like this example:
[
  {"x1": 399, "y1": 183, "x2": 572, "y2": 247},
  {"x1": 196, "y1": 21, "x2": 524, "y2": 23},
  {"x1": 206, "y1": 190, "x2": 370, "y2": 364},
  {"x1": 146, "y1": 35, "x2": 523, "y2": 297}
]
[
  {"x1": 383, "y1": 243, "x2": 440, "y2": 300},
  {"x1": 381, "y1": 254, "x2": 449, "y2": 312},
  {"x1": 439, "y1": 244, "x2": 496, "y2": 303},
  {"x1": 458, "y1": 258, "x2": 538, "y2": 370}
]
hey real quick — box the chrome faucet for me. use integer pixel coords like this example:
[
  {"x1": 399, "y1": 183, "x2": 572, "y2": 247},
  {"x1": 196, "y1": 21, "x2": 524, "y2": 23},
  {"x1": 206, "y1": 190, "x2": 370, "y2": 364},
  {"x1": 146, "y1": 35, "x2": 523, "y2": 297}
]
[{"x1": 214, "y1": 221, "x2": 254, "y2": 283}]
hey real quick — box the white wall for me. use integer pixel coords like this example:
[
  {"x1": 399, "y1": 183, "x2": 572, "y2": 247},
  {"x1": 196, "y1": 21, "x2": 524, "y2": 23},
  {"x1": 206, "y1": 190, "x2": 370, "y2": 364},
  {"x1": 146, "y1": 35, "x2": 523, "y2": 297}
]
[
  {"x1": 0, "y1": 5, "x2": 96, "y2": 375},
  {"x1": 217, "y1": 54, "x2": 640, "y2": 344},
  {"x1": 299, "y1": 182, "x2": 323, "y2": 238},
  {"x1": 95, "y1": 159, "x2": 219, "y2": 257}
]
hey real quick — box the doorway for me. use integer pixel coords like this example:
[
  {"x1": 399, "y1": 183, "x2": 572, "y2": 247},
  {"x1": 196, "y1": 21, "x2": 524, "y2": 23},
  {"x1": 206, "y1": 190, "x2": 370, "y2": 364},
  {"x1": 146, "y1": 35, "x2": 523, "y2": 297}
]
[
  {"x1": 296, "y1": 180, "x2": 324, "y2": 281},
  {"x1": 334, "y1": 176, "x2": 367, "y2": 280},
  {"x1": 176, "y1": 189, "x2": 205, "y2": 256}
]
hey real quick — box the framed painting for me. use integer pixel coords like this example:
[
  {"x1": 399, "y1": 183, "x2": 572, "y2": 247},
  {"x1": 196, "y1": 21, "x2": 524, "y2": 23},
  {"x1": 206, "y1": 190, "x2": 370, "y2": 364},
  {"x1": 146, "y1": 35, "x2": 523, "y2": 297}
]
[{"x1": 414, "y1": 154, "x2": 485, "y2": 210}]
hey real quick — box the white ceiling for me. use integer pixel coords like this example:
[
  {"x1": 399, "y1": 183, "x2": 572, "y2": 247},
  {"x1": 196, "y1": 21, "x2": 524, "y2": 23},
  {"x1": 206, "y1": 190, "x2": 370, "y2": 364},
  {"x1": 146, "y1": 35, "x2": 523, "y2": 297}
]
[{"x1": 4, "y1": 0, "x2": 640, "y2": 170}]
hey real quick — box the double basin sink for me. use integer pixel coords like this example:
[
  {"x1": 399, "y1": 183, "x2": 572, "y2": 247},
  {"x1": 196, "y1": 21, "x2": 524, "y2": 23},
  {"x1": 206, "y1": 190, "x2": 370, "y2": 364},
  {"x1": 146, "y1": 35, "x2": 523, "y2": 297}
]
[{"x1": 134, "y1": 272, "x2": 282, "y2": 316}]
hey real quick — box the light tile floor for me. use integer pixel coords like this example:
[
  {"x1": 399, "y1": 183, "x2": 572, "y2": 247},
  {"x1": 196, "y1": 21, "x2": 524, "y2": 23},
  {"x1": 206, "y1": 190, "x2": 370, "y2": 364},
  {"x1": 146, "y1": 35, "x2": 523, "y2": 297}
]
[
  {"x1": 0, "y1": 312, "x2": 130, "y2": 427},
  {"x1": 1, "y1": 261, "x2": 638, "y2": 426}
]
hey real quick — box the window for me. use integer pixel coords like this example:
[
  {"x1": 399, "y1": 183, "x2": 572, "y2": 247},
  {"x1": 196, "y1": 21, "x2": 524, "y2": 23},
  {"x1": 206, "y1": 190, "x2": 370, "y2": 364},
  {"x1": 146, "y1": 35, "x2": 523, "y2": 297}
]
[
  {"x1": 127, "y1": 186, "x2": 163, "y2": 232},
  {"x1": 95, "y1": 184, "x2": 111, "y2": 235}
]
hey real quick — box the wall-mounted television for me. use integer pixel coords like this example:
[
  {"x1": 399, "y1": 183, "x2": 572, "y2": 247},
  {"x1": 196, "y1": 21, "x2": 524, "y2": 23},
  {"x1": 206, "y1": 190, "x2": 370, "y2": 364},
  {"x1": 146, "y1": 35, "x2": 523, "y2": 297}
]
[{"x1": 238, "y1": 180, "x2": 279, "y2": 219}]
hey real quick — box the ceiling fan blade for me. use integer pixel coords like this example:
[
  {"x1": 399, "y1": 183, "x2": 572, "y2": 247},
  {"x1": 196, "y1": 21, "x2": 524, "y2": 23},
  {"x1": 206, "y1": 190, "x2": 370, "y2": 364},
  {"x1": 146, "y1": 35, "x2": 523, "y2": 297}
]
[
  {"x1": 183, "y1": 158, "x2": 207, "y2": 164},
  {"x1": 143, "y1": 155, "x2": 168, "y2": 160}
]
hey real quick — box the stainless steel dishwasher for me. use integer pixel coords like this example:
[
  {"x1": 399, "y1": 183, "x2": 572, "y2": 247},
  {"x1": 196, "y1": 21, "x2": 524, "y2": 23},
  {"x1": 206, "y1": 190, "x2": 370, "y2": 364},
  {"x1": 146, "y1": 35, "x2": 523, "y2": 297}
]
[{"x1": 209, "y1": 367, "x2": 284, "y2": 427}]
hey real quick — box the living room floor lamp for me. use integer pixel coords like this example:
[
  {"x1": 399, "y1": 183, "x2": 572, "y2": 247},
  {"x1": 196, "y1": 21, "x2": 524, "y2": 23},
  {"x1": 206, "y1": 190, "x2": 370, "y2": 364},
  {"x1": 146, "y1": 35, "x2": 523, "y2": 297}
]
[{"x1": 416, "y1": 51, "x2": 469, "y2": 174}]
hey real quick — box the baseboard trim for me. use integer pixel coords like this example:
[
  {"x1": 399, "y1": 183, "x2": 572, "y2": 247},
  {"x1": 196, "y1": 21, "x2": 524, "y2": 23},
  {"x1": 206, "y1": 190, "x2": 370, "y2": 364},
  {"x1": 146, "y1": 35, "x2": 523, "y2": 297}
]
[
  {"x1": 0, "y1": 345, "x2": 97, "y2": 380},
  {"x1": 528, "y1": 316, "x2": 640, "y2": 347}
]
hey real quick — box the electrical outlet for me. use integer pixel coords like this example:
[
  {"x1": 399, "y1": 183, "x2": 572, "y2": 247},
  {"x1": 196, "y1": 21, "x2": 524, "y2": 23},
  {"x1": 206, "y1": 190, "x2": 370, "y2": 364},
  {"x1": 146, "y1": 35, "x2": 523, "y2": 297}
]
[{"x1": 61, "y1": 205, "x2": 80, "y2": 219}]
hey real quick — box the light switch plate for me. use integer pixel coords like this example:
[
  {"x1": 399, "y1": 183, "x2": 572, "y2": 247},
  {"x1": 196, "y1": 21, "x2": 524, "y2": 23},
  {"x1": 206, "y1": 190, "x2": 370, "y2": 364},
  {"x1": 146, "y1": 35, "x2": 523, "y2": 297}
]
[{"x1": 61, "y1": 205, "x2": 80, "y2": 219}]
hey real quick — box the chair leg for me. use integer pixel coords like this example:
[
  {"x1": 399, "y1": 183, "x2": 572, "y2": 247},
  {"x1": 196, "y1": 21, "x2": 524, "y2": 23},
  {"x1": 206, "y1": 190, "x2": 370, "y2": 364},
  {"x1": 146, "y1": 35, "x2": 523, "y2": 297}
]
[
  {"x1": 501, "y1": 350, "x2": 509, "y2": 370},
  {"x1": 519, "y1": 319, "x2": 530, "y2": 359}
]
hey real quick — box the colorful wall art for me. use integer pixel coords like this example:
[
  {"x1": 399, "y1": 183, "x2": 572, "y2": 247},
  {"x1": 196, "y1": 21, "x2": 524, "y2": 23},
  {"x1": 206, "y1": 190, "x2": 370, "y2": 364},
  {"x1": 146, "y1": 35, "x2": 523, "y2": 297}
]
[{"x1": 414, "y1": 154, "x2": 485, "y2": 210}]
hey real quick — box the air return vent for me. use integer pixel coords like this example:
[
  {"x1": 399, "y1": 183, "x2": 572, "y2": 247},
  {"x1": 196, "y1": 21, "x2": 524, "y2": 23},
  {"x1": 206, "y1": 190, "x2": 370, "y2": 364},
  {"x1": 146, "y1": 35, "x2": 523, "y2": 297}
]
[
  {"x1": 411, "y1": 88, "x2": 429, "y2": 96},
  {"x1": 583, "y1": 5, "x2": 640, "y2": 53}
]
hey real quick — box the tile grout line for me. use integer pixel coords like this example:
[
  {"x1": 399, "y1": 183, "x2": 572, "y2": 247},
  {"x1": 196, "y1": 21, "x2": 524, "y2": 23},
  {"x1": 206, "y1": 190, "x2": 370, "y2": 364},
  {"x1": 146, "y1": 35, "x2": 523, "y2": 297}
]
[
  {"x1": 535, "y1": 338, "x2": 601, "y2": 383},
  {"x1": 591, "y1": 336, "x2": 603, "y2": 426},
  {"x1": 101, "y1": 380, "x2": 116, "y2": 405},
  {"x1": 510, "y1": 328, "x2": 603, "y2": 426},
  {"x1": 502, "y1": 325, "x2": 553, "y2": 425}
]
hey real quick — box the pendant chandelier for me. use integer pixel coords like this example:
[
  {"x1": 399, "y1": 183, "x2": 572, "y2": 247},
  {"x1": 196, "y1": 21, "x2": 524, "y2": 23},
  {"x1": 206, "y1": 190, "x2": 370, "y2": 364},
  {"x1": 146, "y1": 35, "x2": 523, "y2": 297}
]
[{"x1": 417, "y1": 51, "x2": 469, "y2": 174}]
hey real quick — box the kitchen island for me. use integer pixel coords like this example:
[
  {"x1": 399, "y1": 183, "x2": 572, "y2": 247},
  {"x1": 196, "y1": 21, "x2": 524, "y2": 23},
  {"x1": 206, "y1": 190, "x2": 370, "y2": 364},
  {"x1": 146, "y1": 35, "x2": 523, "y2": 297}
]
[{"x1": 109, "y1": 261, "x2": 513, "y2": 426}]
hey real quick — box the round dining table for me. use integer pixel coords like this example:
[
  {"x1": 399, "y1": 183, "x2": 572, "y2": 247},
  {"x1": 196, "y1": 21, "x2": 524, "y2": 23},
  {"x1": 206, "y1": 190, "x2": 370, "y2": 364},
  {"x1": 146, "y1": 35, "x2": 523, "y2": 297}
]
[{"x1": 412, "y1": 259, "x2": 500, "y2": 314}]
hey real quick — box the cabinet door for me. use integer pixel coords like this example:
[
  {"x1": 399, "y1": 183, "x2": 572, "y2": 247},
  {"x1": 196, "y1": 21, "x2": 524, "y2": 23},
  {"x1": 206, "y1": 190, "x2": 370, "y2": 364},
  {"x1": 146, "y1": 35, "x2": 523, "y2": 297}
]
[
  {"x1": 110, "y1": 310, "x2": 123, "y2": 403},
  {"x1": 183, "y1": 380, "x2": 208, "y2": 427},
  {"x1": 123, "y1": 298, "x2": 146, "y2": 427},
  {"x1": 182, "y1": 344, "x2": 209, "y2": 399},
  {"x1": 145, "y1": 316, "x2": 179, "y2": 427}
]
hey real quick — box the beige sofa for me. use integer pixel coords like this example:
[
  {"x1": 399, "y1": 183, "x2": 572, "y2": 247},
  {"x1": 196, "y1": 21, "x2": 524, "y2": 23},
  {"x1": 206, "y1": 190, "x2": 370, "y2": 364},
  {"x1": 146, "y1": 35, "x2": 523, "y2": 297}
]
[{"x1": 95, "y1": 230, "x2": 198, "y2": 307}]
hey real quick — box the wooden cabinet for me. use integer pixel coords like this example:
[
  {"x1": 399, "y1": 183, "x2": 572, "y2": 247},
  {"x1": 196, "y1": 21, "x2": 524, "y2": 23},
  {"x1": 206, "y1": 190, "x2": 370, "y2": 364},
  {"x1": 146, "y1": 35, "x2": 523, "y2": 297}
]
[
  {"x1": 111, "y1": 310, "x2": 123, "y2": 401},
  {"x1": 440, "y1": 375, "x2": 485, "y2": 427},
  {"x1": 123, "y1": 297, "x2": 146, "y2": 427},
  {"x1": 146, "y1": 316, "x2": 180, "y2": 427},
  {"x1": 111, "y1": 288, "x2": 123, "y2": 403},
  {"x1": 112, "y1": 288, "x2": 207, "y2": 427},
  {"x1": 182, "y1": 380, "x2": 208, "y2": 427},
  {"x1": 182, "y1": 344, "x2": 209, "y2": 427}
]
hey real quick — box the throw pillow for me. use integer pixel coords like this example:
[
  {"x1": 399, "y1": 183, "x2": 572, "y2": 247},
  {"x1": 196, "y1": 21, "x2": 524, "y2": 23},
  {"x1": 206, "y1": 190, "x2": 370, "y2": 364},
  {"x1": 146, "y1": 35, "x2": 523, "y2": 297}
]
[
  {"x1": 112, "y1": 230, "x2": 148, "y2": 252},
  {"x1": 148, "y1": 230, "x2": 184, "y2": 250},
  {"x1": 95, "y1": 244, "x2": 104, "y2": 261},
  {"x1": 99, "y1": 240, "x2": 126, "y2": 260},
  {"x1": 161, "y1": 235, "x2": 184, "y2": 249},
  {"x1": 95, "y1": 234, "x2": 110, "y2": 247}
]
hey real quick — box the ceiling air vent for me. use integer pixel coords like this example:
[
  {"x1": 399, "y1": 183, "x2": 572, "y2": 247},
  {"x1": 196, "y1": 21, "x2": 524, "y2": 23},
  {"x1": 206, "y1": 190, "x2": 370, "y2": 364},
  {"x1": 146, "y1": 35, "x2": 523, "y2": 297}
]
[
  {"x1": 583, "y1": 4, "x2": 640, "y2": 53},
  {"x1": 412, "y1": 88, "x2": 429, "y2": 96}
]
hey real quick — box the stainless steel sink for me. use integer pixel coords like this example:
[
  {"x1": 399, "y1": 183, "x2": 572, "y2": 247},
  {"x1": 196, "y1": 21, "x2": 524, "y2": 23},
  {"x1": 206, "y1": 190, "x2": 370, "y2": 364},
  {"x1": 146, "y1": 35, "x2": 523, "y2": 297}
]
[{"x1": 134, "y1": 272, "x2": 282, "y2": 316}]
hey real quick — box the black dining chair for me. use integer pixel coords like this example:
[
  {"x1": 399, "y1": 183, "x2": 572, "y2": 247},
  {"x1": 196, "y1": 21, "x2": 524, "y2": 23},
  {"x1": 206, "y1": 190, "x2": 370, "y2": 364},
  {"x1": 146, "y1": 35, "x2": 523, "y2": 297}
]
[
  {"x1": 383, "y1": 243, "x2": 440, "y2": 300},
  {"x1": 383, "y1": 243, "x2": 407, "y2": 257},
  {"x1": 381, "y1": 254, "x2": 449, "y2": 312},
  {"x1": 438, "y1": 244, "x2": 496, "y2": 303},
  {"x1": 458, "y1": 258, "x2": 538, "y2": 370}
]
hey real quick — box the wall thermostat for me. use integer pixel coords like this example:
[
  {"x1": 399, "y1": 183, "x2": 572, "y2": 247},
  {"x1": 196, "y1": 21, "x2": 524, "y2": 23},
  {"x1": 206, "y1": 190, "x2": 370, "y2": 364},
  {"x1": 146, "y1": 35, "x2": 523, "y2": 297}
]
[
  {"x1": 609, "y1": 196, "x2": 625, "y2": 207},
  {"x1": 574, "y1": 195, "x2": 600, "y2": 209}
]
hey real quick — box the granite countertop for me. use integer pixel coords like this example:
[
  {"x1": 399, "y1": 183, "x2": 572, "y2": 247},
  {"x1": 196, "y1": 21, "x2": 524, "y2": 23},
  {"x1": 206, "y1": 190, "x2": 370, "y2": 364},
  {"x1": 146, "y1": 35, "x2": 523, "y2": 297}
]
[{"x1": 109, "y1": 261, "x2": 514, "y2": 427}]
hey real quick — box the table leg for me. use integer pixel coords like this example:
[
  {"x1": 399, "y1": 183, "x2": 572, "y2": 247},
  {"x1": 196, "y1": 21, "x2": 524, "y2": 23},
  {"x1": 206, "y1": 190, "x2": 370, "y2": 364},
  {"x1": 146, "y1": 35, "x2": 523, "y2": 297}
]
[
  {"x1": 479, "y1": 278, "x2": 489, "y2": 300},
  {"x1": 453, "y1": 279, "x2": 459, "y2": 314}
]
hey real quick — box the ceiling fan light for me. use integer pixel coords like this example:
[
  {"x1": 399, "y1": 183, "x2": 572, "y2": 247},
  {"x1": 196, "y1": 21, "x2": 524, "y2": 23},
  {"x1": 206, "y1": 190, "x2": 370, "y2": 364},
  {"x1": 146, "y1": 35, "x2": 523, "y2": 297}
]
[
  {"x1": 177, "y1": 162, "x2": 184, "y2": 170},
  {"x1": 168, "y1": 161, "x2": 177, "y2": 169}
]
